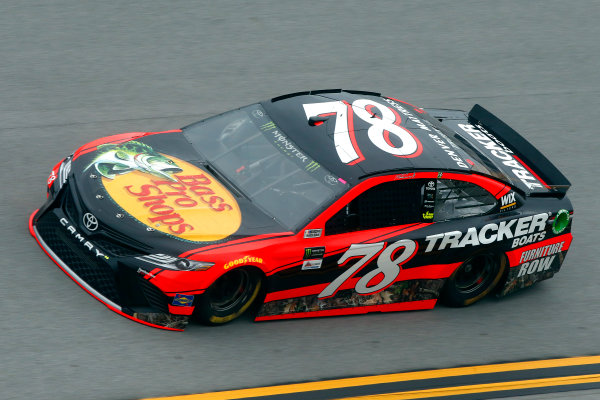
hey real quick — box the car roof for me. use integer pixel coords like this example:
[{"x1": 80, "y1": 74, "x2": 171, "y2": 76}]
[{"x1": 261, "y1": 89, "x2": 477, "y2": 186}]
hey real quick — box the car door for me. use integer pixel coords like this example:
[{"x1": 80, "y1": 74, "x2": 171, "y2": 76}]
[{"x1": 310, "y1": 176, "x2": 434, "y2": 302}]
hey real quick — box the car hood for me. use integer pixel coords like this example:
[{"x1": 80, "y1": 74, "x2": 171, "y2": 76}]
[{"x1": 66, "y1": 131, "x2": 289, "y2": 255}]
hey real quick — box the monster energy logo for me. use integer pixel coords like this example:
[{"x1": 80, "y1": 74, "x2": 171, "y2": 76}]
[
  {"x1": 260, "y1": 121, "x2": 276, "y2": 131},
  {"x1": 305, "y1": 161, "x2": 320, "y2": 172},
  {"x1": 303, "y1": 247, "x2": 325, "y2": 259}
]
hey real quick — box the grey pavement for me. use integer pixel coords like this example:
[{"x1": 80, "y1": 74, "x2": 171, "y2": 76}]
[{"x1": 1, "y1": 1, "x2": 599, "y2": 400}]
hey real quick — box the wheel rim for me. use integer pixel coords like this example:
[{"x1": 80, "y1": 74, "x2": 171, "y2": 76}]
[
  {"x1": 209, "y1": 269, "x2": 253, "y2": 313},
  {"x1": 454, "y1": 254, "x2": 496, "y2": 294}
]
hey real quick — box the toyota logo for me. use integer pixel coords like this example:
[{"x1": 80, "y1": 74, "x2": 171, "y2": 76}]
[{"x1": 83, "y1": 213, "x2": 98, "y2": 231}]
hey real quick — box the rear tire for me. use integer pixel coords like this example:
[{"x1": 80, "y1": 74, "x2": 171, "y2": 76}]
[
  {"x1": 196, "y1": 268, "x2": 262, "y2": 325},
  {"x1": 442, "y1": 253, "x2": 506, "y2": 307}
]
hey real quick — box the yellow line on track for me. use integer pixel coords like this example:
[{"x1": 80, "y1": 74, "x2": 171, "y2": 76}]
[
  {"x1": 141, "y1": 355, "x2": 600, "y2": 400},
  {"x1": 332, "y1": 373, "x2": 600, "y2": 400}
]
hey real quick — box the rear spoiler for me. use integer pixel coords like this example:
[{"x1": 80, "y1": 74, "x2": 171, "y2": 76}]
[{"x1": 468, "y1": 104, "x2": 571, "y2": 196}]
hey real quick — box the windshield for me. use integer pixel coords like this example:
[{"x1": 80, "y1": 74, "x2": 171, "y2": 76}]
[{"x1": 182, "y1": 104, "x2": 349, "y2": 229}]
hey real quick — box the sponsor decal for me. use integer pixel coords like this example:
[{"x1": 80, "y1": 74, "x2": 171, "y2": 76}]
[
  {"x1": 305, "y1": 160, "x2": 321, "y2": 172},
  {"x1": 552, "y1": 209, "x2": 570, "y2": 234},
  {"x1": 421, "y1": 179, "x2": 436, "y2": 221},
  {"x1": 428, "y1": 131, "x2": 469, "y2": 169},
  {"x1": 223, "y1": 256, "x2": 263, "y2": 270},
  {"x1": 251, "y1": 109, "x2": 264, "y2": 119},
  {"x1": 85, "y1": 141, "x2": 183, "y2": 181},
  {"x1": 59, "y1": 217, "x2": 108, "y2": 259},
  {"x1": 394, "y1": 172, "x2": 416, "y2": 180},
  {"x1": 304, "y1": 247, "x2": 325, "y2": 259},
  {"x1": 383, "y1": 98, "x2": 431, "y2": 132},
  {"x1": 424, "y1": 212, "x2": 549, "y2": 252},
  {"x1": 260, "y1": 121, "x2": 276, "y2": 131},
  {"x1": 519, "y1": 241, "x2": 565, "y2": 264},
  {"x1": 304, "y1": 229, "x2": 322, "y2": 239},
  {"x1": 511, "y1": 232, "x2": 547, "y2": 248},
  {"x1": 302, "y1": 259, "x2": 323, "y2": 270},
  {"x1": 517, "y1": 256, "x2": 556, "y2": 277},
  {"x1": 303, "y1": 98, "x2": 422, "y2": 165},
  {"x1": 324, "y1": 175, "x2": 338, "y2": 185},
  {"x1": 499, "y1": 192, "x2": 517, "y2": 212},
  {"x1": 457, "y1": 124, "x2": 543, "y2": 190},
  {"x1": 319, "y1": 239, "x2": 417, "y2": 298},
  {"x1": 82, "y1": 212, "x2": 98, "y2": 231},
  {"x1": 268, "y1": 129, "x2": 309, "y2": 163},
  {"x1": 172, "y1": 294, "x2": 194, "y2": 307},
  {"x1": 102, "y1": 156, "x2": 241, "y2": 242}
]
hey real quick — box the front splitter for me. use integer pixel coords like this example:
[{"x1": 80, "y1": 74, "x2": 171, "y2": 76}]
[{"x1": 29, "y1": 209, "x2": 189, "y2": 331}]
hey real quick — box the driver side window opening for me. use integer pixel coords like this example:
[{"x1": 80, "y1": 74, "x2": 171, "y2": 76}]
[
  {"x1": 325, "y1": 179, "x2": 424, "y2": 235},
  {"x1": 433, "y1": 179, "x2": 496, "y2": 221}
]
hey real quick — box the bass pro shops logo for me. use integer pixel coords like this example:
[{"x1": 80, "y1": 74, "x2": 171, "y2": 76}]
[{"x1": 100, "y1": 143, "x2": 241, "y2": 242}]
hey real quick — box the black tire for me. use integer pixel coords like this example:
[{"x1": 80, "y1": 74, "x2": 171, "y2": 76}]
[
  {"x1": 442, "y1": 253, "x2": 506, "y2": 307},
  {"x1": 196, "y1": 268, "x2": 262, "y2": 325}
]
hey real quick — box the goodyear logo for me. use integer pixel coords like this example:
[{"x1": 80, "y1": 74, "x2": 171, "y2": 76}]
[{"x1": 102, "y1": 156, "x2": 242, "y2": 242}]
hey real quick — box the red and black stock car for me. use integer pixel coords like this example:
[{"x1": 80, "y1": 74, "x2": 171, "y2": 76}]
[{"x1": 30, "y1": 89, "x2": 573, "y2": 330}]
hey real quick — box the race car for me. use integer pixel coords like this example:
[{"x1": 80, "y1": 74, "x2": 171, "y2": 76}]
[{"x1": 30, "y1": 89, "x2": 573, "y2": 330}]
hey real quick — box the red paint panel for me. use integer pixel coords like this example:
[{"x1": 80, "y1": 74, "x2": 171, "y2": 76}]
[
  {"x1": 495, "y1": 185, "x2": 512, "y2": 199},
  {"x1": 512, "y1": 155, "x2": 550, "y2": 189},
  {"x1": 179, "y1": 231, "x2": 293, "y2": 258},
  {"x1": 264, "y1": 262, "x2": 459, "y2": 302},
  {"x1": 168, "y1": 304, "x2": 195, "y2": 315},
  {"x1": 47, "y1": 158, "x2": 64, "y2": 190},
  {"x1": 72, "y1": 130, "x2": 180, "y2": 161},
  {"x1": 385, "y1": 96, "x2": 424, "y2": 113},
  {"x1": 265, "y1": 283, "x2": 329, "y2": 302},
  {"x1": 254, "y1": 299, "x2": 436, "y2": 321},
  {"x1": 505, "y1": 233, "x2": 573, "y2": 267}
]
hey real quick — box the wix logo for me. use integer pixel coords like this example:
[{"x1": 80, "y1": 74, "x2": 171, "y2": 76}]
[{"x1": 500, "y1": 192, "x2": 516, "y2": 211}]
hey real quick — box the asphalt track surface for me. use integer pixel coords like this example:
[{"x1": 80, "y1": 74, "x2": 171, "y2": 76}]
[{"x1": 1, "y1": 1, "x2": 599, "y2": 399}]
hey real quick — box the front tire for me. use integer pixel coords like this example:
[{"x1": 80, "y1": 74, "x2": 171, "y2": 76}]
[
  {"x1": 196, "y1": 268, "x2": 262, "y2": 325},
  {"x1": 442, "y1": 253, "x2": 506, "y2": 307}
]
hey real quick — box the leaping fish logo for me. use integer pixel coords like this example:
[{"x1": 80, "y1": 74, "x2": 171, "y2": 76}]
[{"x1": 85, "y1": 141, "x2": 183, "y2": 181}]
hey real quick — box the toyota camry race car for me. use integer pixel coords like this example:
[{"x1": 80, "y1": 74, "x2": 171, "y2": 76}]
[{"x1": 30, "y1": 89, "x2": 573, "y2": 330}]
